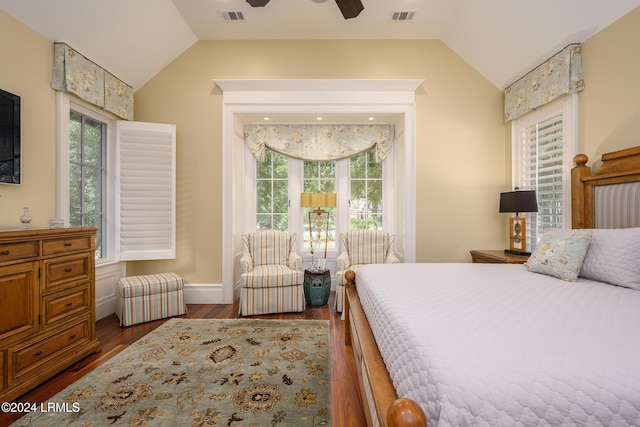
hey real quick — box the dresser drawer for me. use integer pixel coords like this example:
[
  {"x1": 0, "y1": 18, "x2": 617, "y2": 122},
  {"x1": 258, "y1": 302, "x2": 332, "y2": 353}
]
[
  {"x1": 42, "y1": 253, "x2": 92, "y2": 292},
  {"x1": 8, "y1": 318, "x2": 90, "y2": 384},
  {"x1": 1, "y1": 350, "x2": 4, "y2": 391},
  {"x1": 0, "y1": 241, "x2": 39, "y2": 263},
  {"x1": 43, "y1": 283, "x2": 90, "y2": 327},
  {"x1": 42, "y1": 235, "x2": 93, "y2": 256}
]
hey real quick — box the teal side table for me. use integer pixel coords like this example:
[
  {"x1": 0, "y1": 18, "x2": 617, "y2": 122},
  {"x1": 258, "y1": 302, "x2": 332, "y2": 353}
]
[{"x1": 303, "y1": 268, "x2": 331, "y2": 306}]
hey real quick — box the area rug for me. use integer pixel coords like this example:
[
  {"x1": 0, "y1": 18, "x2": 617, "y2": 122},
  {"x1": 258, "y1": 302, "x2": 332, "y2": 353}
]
[{"x1": 11, "y1": 319, "x2": 331, "y2": 427}]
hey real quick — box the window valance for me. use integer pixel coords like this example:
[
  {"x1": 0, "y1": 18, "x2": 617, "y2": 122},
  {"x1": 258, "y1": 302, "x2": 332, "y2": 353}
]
[
  {"x1": 504, "y1": 44, "x2": 584, "y2": 122},
  {"x1": 51, "y1": 43, "x2": 134, "y2": 120},
  {"x1": 244, "y1": 124, "x2": 394, "y2": 162}
]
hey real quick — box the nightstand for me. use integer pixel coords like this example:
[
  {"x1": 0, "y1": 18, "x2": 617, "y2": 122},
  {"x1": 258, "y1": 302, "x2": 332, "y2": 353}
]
[{"x1": 470, "y1": 249, "x2": 529, "y2": 264}]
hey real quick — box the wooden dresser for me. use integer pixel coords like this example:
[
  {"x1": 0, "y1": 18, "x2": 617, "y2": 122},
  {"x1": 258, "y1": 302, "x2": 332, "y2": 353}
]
[{"x1": 0, "y1": 227, "x2": 100, "y2": 402}]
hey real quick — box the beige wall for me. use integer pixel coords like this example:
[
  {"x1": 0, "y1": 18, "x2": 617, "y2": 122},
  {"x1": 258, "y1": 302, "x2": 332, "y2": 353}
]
[
  {"x1": 580, "y1": 5, "x2": 640, "y2": 168},
  {"x1": 3, "y1": 5, "x2": 640, "y2": 288},
  {"x1": 132, "y1": 40, "x2": 507, "y2": 285},
  {"x1": 0, "y1": 10, "x2": 58, "y2": 228}
]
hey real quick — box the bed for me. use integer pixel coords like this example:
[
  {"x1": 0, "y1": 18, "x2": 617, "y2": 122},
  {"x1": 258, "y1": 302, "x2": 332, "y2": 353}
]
[{"x1": 344, "y1": 145, "x2": 640, "y2": 427}]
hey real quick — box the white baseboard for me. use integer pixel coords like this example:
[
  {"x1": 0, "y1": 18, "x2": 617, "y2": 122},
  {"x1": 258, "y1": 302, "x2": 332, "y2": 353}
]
[
  {"x1": 96, "y1": 295, "x2": 117, "y2": 321},
  {"x1": 184, "y1": 283, "x2": 226, "y2": 304},
  {"x1": 95, "y1": 282, "x2": 228, "y2": 320}
]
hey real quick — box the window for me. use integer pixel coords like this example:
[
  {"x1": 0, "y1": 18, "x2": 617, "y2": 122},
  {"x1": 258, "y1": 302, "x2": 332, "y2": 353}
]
[
  {"x1": 253, "y1": 148, "x2": 387, "y2": 253},
  {"x1": 57, "y1": 93, "x2": 176, "y2": 263},
  {"x1": 69, "y1": 111, "x2": 107, "y2": 259},
  {"x1": 256, "y1": 150, "x2": 289, "y2": 231},
  {"x1": 511, "y1": 95, "x2": 577, "y2": 252},
  {"x1": 349, "y1": 150, "x2": 383, "y2": 229},
  {"x1": 303, "y1": 160, "x2": 336, "y2": 249}
]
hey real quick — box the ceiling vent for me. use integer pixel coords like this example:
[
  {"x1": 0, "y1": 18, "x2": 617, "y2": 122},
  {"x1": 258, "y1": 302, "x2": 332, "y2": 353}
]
[
  {"x1": 391, "y1": 11, "x2": 415, "y2": 21},
  {"x1": 220, "y1": 11, "x2": 246, "y2": 21}
]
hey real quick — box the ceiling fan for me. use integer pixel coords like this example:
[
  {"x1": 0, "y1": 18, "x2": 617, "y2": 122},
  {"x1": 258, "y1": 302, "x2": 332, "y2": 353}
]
[{"x1": 246, "y1": 0, "x2": 364, "y2": 20}]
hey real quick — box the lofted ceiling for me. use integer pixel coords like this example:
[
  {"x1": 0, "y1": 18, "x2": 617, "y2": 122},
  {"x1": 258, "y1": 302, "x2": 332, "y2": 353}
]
[{"x1": 1, "y1": 0, "x2": 639, "y2": 92}]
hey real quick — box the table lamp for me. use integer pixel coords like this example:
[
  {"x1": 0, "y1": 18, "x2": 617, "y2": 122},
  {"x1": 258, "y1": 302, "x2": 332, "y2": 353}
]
[
  {"x1": 300, "y1": 192, "x2": 336, "y2": 268},
  {"x1": 499, "y1": 188, "x2": 538, "y2": 255}
]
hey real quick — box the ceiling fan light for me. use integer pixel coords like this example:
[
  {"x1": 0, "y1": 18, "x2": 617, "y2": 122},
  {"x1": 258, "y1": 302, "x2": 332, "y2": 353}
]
[
  {"x1": 335, "y1": 0, "x2": 364, "y2": 19},
  {"x1": 246, "y1": 0, "x2": 270, "y2": 7}
]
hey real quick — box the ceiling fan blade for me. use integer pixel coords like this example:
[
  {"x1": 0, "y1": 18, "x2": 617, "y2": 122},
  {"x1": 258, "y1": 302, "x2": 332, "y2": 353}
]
[
  {"x1": 246, "y1": 0, "x2": 270, "y2": 7},
  {"x1": 335, "y1": 0, "x2": 364, "y2": 19}
]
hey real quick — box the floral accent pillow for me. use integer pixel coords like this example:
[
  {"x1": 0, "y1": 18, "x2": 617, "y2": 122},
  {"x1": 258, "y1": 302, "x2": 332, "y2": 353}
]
[{"x1": 526, "y1": 229, "x2": 593, "y2": 281}]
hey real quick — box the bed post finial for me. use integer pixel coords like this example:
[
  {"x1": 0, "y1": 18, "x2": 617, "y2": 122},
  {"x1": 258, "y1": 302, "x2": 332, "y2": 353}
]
[
  {"x1": 573, "y1": 153, "x2": 588, "y2": 167},
  {"x1": 388, "y1": 398, "x2": 428, "y2": 427},
  {"x1": 571, "y1": 153, "x2": 591, "y2": 229},
  {"x1": 345, "y1": 269, "x2": 356, "y2": 285}
]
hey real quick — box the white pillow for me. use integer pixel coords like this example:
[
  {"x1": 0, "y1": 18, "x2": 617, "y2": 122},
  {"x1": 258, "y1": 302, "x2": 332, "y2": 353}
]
[
  {"x1": 526, "y1": 229, "x2": 592, "y2": 282},
  {"x1": 579, "y1": 227, "x2": 640, "y2": 290}
]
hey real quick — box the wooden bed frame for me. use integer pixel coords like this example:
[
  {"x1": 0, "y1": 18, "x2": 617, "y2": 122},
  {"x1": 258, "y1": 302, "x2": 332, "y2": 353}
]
[{"x1": 344, "y1": 145, "x2": 640, "y2": 427}]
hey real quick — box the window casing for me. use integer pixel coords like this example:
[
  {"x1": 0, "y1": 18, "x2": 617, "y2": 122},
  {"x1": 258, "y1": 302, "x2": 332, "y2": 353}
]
[{"x1": 511, "y1": 94, "x2": 577, "y2": 251}]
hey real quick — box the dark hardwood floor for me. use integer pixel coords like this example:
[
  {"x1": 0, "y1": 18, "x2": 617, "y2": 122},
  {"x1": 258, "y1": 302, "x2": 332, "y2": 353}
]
[{"x1": 1, "y1": 293, "x2": 367, "y2": 426}]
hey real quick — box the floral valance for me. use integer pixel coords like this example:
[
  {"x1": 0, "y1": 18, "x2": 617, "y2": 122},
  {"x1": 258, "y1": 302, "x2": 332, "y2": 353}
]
[
  {"x1": 504, "y1": 44, "x2": 584, "y2": 122},
  {"x1": 243, "y1": 124, "x2": 394, "y2": 162},
  {"x1": 51, "y1": 43, "x2": 133, "y2": 120}
]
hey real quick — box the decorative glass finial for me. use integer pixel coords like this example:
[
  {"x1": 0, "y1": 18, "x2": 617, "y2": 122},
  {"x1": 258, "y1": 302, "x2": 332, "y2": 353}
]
[{"x1": 20, "y1": 207, "x2": 32, "y2": 229}]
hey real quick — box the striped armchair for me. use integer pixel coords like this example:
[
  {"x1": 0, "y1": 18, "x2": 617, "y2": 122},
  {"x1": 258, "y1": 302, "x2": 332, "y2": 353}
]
[
  {"x1": 239, "y1": 230, "x2": 305, "y2": 316},
  {"x1": 335, "y1": 229, "x2": 399, "y2": 313}
]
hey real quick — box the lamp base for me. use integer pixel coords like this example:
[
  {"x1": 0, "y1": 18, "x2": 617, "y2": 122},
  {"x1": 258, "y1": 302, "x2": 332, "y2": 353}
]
[
  {"x1": 508, "y1": 216, "x2": 528, "y2": 253},
  {"x1": 504, "y1": 249, "x2": 531, "y2": 256}
]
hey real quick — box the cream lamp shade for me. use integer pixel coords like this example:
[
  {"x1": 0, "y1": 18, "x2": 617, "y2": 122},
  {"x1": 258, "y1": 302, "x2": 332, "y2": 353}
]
[{"x1": 300, "y1": 193, "x2": 337, "y2": 208}]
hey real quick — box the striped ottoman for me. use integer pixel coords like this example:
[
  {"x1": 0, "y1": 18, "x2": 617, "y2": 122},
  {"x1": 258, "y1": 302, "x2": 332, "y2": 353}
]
[{"x1": 116, "y1": 272, "x2": 187, "y2": 327}]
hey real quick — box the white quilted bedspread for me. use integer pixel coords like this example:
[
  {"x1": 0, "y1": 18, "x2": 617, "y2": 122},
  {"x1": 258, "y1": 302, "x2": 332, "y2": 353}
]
[{"x1": 356, "y1": 263, "x2": 640, "y2": 427}]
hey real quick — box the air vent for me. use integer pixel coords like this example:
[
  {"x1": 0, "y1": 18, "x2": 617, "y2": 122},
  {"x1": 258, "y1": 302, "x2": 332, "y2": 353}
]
[
  {"x1": 220, "y1": 11, "x2": 245, "y2": 21},
  {"x1": 391, "y1": 11, "x2": 415, "y2": 21}
]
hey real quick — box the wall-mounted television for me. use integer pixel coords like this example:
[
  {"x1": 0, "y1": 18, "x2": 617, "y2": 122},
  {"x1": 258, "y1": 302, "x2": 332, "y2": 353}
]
[{"x1": 0, "y1": 88, "x2": 21, "y2": 185}]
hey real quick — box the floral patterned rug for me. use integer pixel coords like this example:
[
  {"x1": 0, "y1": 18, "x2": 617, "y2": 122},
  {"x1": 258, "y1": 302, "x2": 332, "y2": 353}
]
[{"x1": 11, "y1": 319, "x2": 331, "y2": 427}]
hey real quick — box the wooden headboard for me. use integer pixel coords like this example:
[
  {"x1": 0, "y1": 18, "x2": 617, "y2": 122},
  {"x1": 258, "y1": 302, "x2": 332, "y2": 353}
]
[{"x1": 571, "y1": 146, "x2": 640, "y2": 229}]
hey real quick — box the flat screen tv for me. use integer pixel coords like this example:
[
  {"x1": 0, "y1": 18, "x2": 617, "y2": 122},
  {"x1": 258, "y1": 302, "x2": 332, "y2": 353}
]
[{"x1": 0, "y1": 88, "x2": 21, "y2": 185}]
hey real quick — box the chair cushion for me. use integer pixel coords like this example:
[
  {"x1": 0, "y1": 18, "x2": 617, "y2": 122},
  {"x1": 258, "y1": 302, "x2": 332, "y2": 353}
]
[
  {"x1": 346, "y1": 230, "x2": 389, "y2": 265},
  {"x1": 243, "y1": 230, "x2": 292, "y2": 267},
  {"x1": 118, "y1": 272, "x2": 184, "y2": 298},
  {"x1": 242, "y1": 265, "x2": 303, "y2": 288}
]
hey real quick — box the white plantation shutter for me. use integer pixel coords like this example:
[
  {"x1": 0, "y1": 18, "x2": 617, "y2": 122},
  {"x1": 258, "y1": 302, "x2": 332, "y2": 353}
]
[
  {"x1": 520, "y1": 115, "x2": 564, "y2": 247},
  {"x1": 116, "y1": 121, "x2": 176, "y2": 260},
  {"x1": 512, "y1": 96, "x2": 576, "y2": 252}
]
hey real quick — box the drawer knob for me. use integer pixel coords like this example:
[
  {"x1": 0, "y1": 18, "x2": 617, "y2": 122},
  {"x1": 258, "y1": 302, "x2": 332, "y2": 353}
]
[
  {"x1": 64, "y1": 242, "x2": 73, "y2": 247},
  {"x1": 66, "y1": 268, "x2": 73, "y2": 273},
  {"x1": 35, "y1": 351, "x2": 42, "y2": 357},
  {"x1": 1, "y1": 250, "x2": 9, "y2": 256},
  {"x1": 70, "y1": 334, "x2": 77, "y2": 339},
  {"x1": 66, "y1": 302, "x2": 74, "y2": 307}
]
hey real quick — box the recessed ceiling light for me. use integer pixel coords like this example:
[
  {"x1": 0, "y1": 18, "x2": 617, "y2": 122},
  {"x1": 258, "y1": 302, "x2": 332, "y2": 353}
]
[
  {"x1": 263, "y1": 117, "x2": 270, "y2": 121},
  {"x1": 316, "y1": 117, "x2": 323, "y2": 121},
  {"x1": 368, "y1": 117, "x2": 375, "y2": 121}
]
